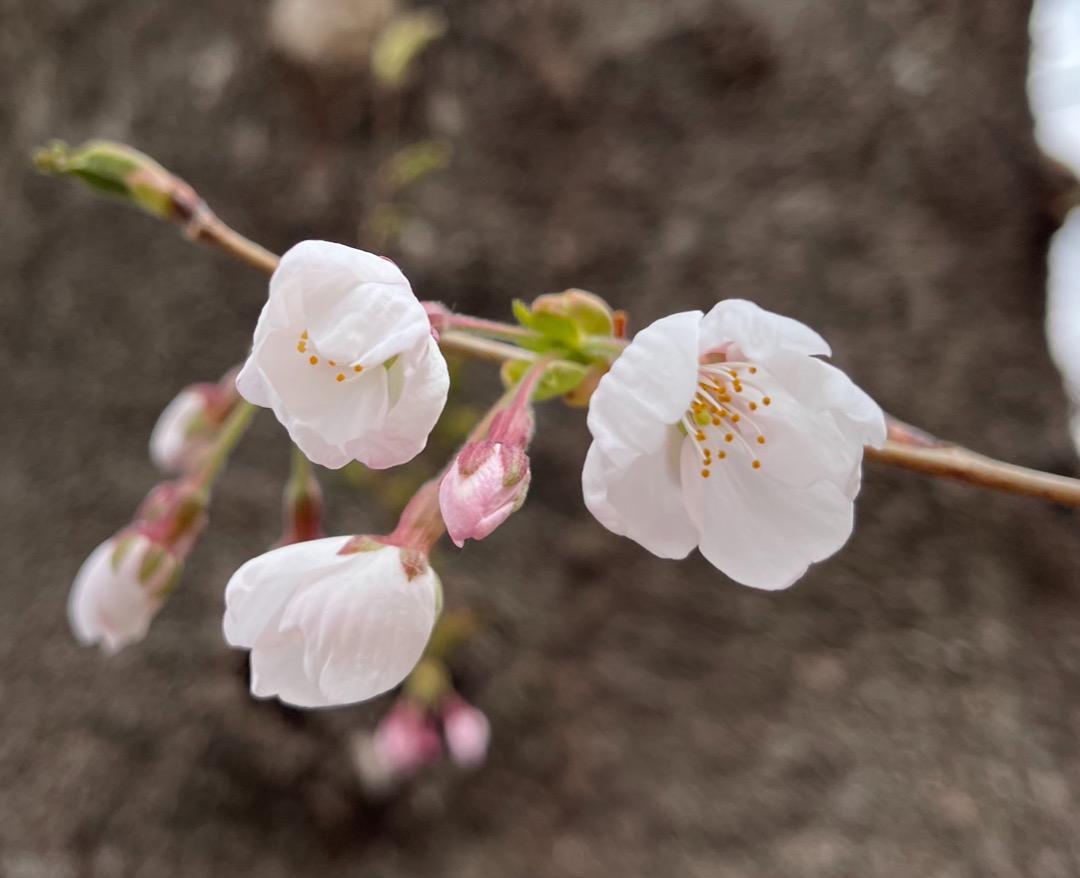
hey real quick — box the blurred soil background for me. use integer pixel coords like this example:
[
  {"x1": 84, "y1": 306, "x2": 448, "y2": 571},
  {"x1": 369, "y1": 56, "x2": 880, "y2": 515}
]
[{"x1": 3, "y1": 0, "x2": 1080, "y2": 875}]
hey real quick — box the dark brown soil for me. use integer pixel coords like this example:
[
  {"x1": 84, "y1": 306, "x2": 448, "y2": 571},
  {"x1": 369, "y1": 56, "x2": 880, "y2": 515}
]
[{"x1": 4, "y1": 1, "x2": 1080, "y2": 876}]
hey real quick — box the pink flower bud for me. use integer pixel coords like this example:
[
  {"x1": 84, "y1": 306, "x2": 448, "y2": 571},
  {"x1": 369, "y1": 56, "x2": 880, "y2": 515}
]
[
  {"x1": 374, "y1": 701, "x2": 443, "y2": 776},
  {"x1": 439, "y1": 440, "x2": 530, "y2": 547},
  {"x1": 441, "y1": 696, "x2": 491, "y2": 769}
]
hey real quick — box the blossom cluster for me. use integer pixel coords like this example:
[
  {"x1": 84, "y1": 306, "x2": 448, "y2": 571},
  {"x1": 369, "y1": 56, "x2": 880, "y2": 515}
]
[{"x1": 69, "y1": 238, "x2": 885, "y2": 723}]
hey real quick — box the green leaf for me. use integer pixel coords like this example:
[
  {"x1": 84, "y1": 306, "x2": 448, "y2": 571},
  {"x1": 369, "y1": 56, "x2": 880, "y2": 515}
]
[{"x1": 501, "y1": 359, "x2": 589, "y2": 401}]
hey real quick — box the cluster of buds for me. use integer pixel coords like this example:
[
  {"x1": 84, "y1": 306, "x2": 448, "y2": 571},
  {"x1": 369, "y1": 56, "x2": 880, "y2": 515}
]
[
  {"x1": 351, "y1": 655, "x2": 490, "y2": 795},
  {"x1": 69, "y1": 481, "x2": 208, "y2": 653}
]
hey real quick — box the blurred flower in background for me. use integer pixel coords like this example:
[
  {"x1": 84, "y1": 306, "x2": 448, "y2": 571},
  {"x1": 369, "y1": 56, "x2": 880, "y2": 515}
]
[{"x1": 1030, "y1": 0, "x2": 1080, "y2": 452}]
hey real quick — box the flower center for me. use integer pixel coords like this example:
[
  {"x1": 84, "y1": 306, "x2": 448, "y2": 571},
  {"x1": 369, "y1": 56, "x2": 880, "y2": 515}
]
[
  {"x1": 681, "y1": 360, "x2": 772, "y2": 479},
  {"x1": 295, "y1": 330, "x2": 365, "y2": 384}
]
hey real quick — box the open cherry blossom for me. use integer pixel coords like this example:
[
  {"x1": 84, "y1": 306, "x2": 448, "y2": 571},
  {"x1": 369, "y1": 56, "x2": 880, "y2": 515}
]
[
  {"x1": 236, "y1": 240, "x2": 449, "y2": 469},
  {"x1": 223, "y1": 536, "x2": 441, "y2": 708},
  {"x1": 68, "y1": 534, "x2": 177, "y2": 654},
  {"x1": 583, "y1": 301, "x2": 885, "y2": 590}
]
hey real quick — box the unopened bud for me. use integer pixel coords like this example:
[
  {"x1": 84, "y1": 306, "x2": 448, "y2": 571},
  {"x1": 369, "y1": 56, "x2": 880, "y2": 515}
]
[
  {"x1": 68, "y1": 533, "x2": 181, "y2": 654},
  {"x1": 33, "y1": 140, "x2": 203, "y2": 223},
  {"x1": 530, "y1": 288, "x2": 615, "y2": 337},
  {"x1": 441, "y1": 696, "x2": 491, "y2": 769},
  {"x1": 439, "y1": 440, "x2": 530, "y2": 547},
  {"x1": 354, "y1": 700, "x2": 443, "y2": 793},
  {"x1": 150, "y1": 370, "x2": 240, "y2": 474},
  {"x1": 276, "y1": 464, "x2": 325, "y2": 547}
]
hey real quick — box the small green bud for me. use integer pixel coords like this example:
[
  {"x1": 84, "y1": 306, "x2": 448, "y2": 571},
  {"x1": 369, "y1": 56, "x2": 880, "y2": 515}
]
[
  {"x1": 33, "y1": 140, "x2": 200, "y2": 222},
  {"x1": 531, "y1": 289, "x2": 615, "y2": 337}
]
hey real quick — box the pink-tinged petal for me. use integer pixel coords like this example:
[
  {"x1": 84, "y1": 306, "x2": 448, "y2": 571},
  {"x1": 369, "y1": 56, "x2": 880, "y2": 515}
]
[
  {"x1": 347, "y1": 336, "x2": 450, "y2": 469},
  {"x1": 700, "y1": 299, "x2": 830, "y2": 360},
  {"x1": 680, "y1": 441, "x2": 854, "y2": 590},
  {"x1": 440, "y1": 442, "x2": 529, "y2": 547},
  {"x1": 587, "y1": 310, "x2": 702, "y2": 466},
  {"x1": 223, "y1": 536, "x2": 351, "y2": 648},
  {"x1": 582, "y1": 434, "x2": 699, "y2": 559}
]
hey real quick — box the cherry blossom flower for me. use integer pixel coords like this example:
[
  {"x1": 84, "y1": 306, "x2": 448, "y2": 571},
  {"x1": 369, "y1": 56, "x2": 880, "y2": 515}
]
[
  {"x1": 583, "y1": 301, "x2": 885, "y2": 590},
  {"x1": 68, "y1": 534, "x2": 178, "y2": 654},
  {"x1": 223, "y1": 536, "x2": 441, "y2": 708},
  {"x1": 236, "y1": 240, "x2": 449, "y2": 469}
]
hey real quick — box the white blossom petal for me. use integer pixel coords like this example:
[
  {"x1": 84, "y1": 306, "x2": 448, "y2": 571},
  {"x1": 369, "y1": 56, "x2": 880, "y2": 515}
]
[
  {"x1": 699, "y1": 299, "x2": 830, "y2": 360},
  {"x1": 582, "y1": 435, "x2": 698, "y2": 559},
  {"x1": 346, "y1": 335, "x2": 450, "y2": 469},
  {"x1": 68, "y1": 536, "x2": 167, "y2": 654},
  {"x1": 679, "y1": 441, "x2": 854, "y2": 590},
  {"x1": 223, "y1": 536, "x2": 351, "y2": 647},
  {"x1": 586, "y1": 310, "x2": 702, "y2": 466},
  {"x1": 149, "y1": 389, "x2": 206, "y2": 472}
]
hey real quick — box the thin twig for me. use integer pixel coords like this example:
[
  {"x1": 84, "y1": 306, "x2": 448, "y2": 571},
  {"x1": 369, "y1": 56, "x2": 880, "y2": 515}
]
[
  {"x1": 187, "y1": 212, "x2": 280, "y2": 276},
  {"x1": 866, "y1": 418, "x2": 1080, "y2": 507},
  {"x1": 438, "y1": 330, "x2": 537, "y2": 364},
  {"x1": 41, "y1": 152, "x2": 1080, "y2": 510}
]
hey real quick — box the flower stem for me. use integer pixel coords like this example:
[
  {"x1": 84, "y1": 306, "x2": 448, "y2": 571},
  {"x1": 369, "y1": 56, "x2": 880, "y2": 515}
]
[
  {"x1": 437, "y1": 330, "x2": 537, "y2": 364},
  {"x1": 194, "y1": 401, "x2": 257, "y2": 490},
  {"x1": 185, "y1": 209, "x2": 280, "y2": 276},
  {"x1": 439, "y1": 312, "x2": 540, "y2": 343},
  {"x1": 866, "y1": 417, "x2": 1080, "y2": 507},
  {"x1": 40, "y1": 146, "x2": 1080, "y2": 510}
]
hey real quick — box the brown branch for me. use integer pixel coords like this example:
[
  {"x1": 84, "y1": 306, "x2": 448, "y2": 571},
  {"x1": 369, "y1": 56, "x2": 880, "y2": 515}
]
[
  {"x1": 38, "y1": 141, "x2": 1080, "y2": 510},
  {"x1": 865, "y1": 418, "x2": 1080, "y2": 507}
]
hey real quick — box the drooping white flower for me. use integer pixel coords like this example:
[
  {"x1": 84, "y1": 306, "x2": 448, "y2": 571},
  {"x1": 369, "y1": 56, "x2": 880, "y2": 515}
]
[
  {"x1": 68, "y1": 534, "x2": 177, "y2": 654},
  {"x1": 583, "y1": 301, "x2": 885, "y2": 591},
  {"x1": 237, "y1": 240, "x2": 450, "y2": 470},
  {"x1": 223, "y1": 536, "x2": 440, "y2": 708}
]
